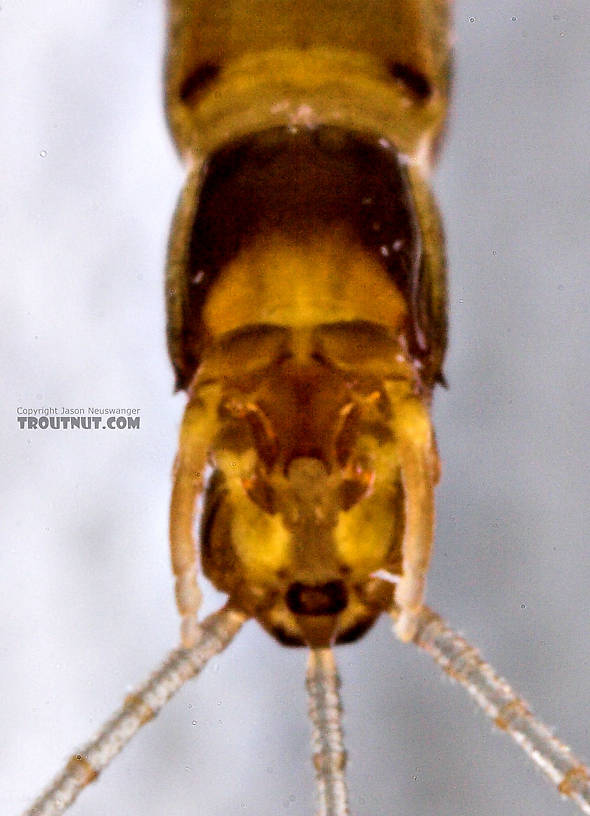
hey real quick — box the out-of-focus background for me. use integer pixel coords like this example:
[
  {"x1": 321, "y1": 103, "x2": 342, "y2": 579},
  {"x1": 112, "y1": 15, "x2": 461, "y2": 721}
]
[{"x1": 2, "y1": 3, "x2": 590, "y2": 814}]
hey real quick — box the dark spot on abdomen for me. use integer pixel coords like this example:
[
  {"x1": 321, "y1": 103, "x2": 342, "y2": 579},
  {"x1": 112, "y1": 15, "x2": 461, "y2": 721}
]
[
  {"x1": 179, "y1": 61, "x2": 221, "y2": 104},
  {"x1": 386, "y1": 61, "x2": 432, "y2": 102}
]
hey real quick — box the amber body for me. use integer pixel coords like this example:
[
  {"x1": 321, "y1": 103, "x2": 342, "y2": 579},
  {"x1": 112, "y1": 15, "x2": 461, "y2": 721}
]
[{"x1": 164, "y1": 0, "x2": 451, "y2": 647}]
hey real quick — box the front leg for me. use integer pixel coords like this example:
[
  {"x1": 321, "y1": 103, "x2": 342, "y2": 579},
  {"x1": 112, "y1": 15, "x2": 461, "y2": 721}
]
[
  {"x1": 386, "y1": 384, "x2": 440, "y2": 642},
  {"x1": 170, "y1": 382, "x2": 222, "y2": 646}
]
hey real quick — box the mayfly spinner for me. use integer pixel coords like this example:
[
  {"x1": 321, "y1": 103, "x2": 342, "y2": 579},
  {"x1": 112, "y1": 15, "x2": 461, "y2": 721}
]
[
  {"x1": 22, "y1": 2, "x2": 590, "y2": 815},
  {"x1": 164, "y1": 0, "x2": 450, "y2": 651}
]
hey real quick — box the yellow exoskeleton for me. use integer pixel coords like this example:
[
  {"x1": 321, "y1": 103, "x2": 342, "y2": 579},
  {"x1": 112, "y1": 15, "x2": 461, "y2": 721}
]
[{"x1": 164, "y1": 0, "x2": 452, "y2": 649}]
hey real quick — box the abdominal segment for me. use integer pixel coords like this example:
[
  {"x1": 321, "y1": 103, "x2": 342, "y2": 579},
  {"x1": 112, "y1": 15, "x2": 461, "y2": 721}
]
[{"x1": 166, "y1": 126, "x2": 447, "y2": 394}]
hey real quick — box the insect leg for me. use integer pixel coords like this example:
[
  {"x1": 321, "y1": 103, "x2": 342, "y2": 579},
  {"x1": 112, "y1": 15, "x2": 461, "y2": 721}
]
[
  {"x1": 22, "y1": 607, "x2": 246, "y2": 816},
  {"x1": 396, "y1": 606, "x2": 590, "y2": 815},
  {"x1": 170, "y1": 382, "x2": 222, "y2": 646},
  {"x1": 387, "y1": 386, "x2": 439, "y2": 642}
]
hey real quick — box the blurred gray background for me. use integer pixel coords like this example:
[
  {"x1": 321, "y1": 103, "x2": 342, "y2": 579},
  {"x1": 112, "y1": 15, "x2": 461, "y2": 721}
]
[{"x1": 2, "y1": 2, "x2": 590, "y2": 814}]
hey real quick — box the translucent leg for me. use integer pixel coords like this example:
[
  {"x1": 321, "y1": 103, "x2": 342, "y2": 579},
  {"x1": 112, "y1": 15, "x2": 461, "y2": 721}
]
[
  {"x1": 170, "y1": 383, "x2": 221, "y2": 645},
  {"x1": 22, "y1": 607, "x2": 246, "y2": 816},
  {"x1": 388, "y1": 390, "x2": 438, "y2": 642},
  {"x1": 394, "y1": 606, "x2": 590, "y2": 815}
]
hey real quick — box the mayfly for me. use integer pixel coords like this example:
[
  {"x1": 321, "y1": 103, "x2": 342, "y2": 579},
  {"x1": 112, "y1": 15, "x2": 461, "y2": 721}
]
[{"x1": 13, "y1": 2, "x2": 590, "y2": 815}]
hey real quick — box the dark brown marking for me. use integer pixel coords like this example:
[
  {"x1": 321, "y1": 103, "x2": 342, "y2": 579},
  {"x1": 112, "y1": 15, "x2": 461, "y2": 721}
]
[
  {"x1": 286, "y1": 581, "x2": 348, "y2": 616},
  {"x1": 558, "y1": 766, "x2": 590, "y2": 797},
  {"x1": 66, "y1": 754, "x2": 98, "y2": 785},
  {"x1": 386, "y1": 61, "x2": 432, "y2": 101},
  {"x1": 179, "y1": 61, "x2": 221, "y2": 104}
]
